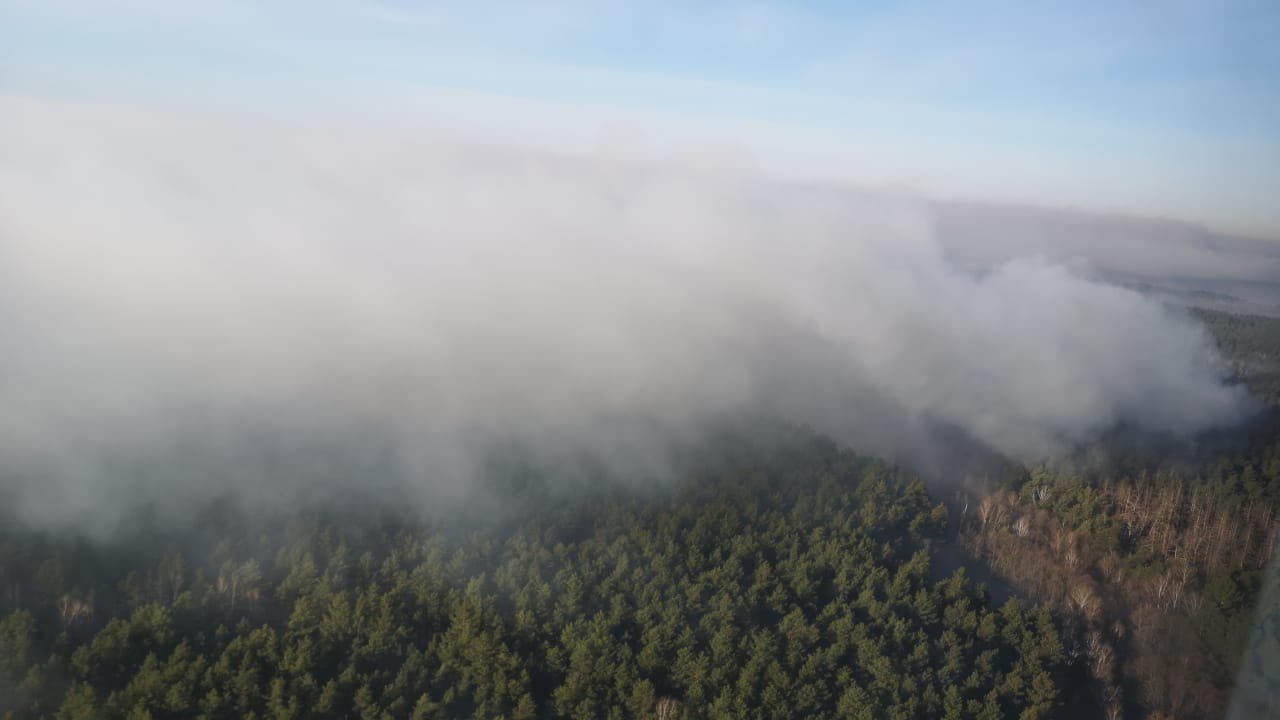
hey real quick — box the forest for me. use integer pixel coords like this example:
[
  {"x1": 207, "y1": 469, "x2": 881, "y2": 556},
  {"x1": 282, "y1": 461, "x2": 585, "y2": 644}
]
[
  {"x1": 0, "y1": 309, "x2": 1277, "y2": 720},
  {"x1": 956, "y1": 308, "x2": 1280, "y2": 719},
  {"x1": 4, "y1": 0, "x2": 1280, "y2": 715},
  {"x1": 1, "y1": 432, "x2": 1063, "y2": 720}
]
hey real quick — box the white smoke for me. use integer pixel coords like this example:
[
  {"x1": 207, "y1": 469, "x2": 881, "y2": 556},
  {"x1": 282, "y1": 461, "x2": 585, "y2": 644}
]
[{"x1": 0, "y1": 97, "x2": 1252, "y2": 526}]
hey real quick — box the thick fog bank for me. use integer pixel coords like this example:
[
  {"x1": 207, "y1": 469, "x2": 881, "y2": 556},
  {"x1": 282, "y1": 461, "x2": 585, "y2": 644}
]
[{"x1": 0, "y1": 98, "x2": 1254, "y2": 528}]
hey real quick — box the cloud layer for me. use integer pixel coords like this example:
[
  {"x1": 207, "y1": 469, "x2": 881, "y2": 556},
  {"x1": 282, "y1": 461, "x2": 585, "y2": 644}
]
[{"x1": 0, "y1": 97, "x2": 1252, "y2": 527}]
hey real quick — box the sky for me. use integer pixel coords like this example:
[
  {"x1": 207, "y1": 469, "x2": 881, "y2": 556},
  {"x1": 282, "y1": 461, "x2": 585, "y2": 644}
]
[{"x1": 2, "y1": 0, "x2": 1279, "y2": 236}]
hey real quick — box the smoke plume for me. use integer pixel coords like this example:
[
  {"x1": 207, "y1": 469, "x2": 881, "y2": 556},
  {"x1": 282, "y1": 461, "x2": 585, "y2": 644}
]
[{"x1": 0, "y1": 97, "x2": 1252, "y2": 527}]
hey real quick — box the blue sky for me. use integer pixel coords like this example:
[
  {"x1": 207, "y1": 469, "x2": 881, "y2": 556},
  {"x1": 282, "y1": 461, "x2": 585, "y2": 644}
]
[{"x1": 3, "y1": 1, "x2": 1279, "y2": 236}]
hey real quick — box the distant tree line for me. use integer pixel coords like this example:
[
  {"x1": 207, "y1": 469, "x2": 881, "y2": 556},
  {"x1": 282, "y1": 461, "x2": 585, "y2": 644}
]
[{"x1": 1193, "y1": 307, "x2": 1280, "y2": 404}]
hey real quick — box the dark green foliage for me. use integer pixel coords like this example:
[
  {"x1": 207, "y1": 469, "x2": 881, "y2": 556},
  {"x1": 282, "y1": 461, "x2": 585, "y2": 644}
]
[{"x1": 0, "y1": 437, "x2": 1064, "y2": 719}]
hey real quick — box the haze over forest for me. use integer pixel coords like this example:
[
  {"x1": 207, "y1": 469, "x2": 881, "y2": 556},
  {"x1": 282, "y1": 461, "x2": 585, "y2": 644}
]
[
  {"x1": 3, "y1": 3, "x2": 1280, "y2": 720},
  {"x1": 1, "y1": 95, "x2": 1271, "y2": 531}
]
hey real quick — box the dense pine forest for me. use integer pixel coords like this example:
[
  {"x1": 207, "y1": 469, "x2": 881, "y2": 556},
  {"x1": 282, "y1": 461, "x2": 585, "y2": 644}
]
[
  {"x1": 1, "y1": 309, "x2": 1278, "y2": 720},
  {"x1": 2, "y1": 434, "x2": 1065, "y2": 720}
]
